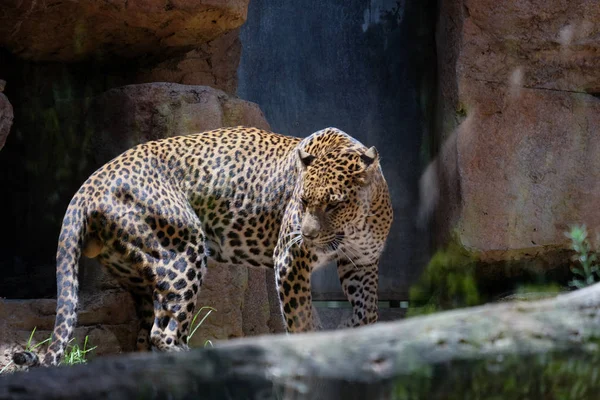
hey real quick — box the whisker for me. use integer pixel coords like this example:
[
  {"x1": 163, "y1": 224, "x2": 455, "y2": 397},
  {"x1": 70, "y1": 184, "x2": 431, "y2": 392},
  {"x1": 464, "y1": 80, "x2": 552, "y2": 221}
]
[
  {"x1": 342, "y1": 244, "x2": 362, "y2": 261},
  {"x1": 283, "y1": 231, "x2": 302, "y2": 239},
  {"x1": 284, "y1": 235, "x2": 303, "y2": 254},
  {"x1": 337, "y1": 247, "x2": 359, "y2": 270}
]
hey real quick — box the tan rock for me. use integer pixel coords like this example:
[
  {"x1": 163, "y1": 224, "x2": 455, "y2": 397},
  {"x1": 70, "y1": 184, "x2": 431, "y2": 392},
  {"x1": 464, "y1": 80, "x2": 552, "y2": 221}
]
[
  {"x1": 0, "y1": 92, "x2": 13, "y2": 151},
  {"x1": 188, "y1": 264, "x2": 248, "y2": 347},
  {"x1": 437, "y1": 0, "x2": 600, "y2": 138},
  {"x1": 456, "y1": 83, "x2": 600, "y2": 262},
  {"x1": 0, "y1": 299, "x2": 56, "y2": 331},
  {"x1": 0, "y1": 0, "x2": 249, "y2": 62},
  {"x1": 241, "y1": 267, "x2": 272, "y2": 337},
  {"x1": 432, "y1": 0, "x2": 600, "y2": 269},
  {"x1": 266, "y1": 267, "x2": 287, "y2": 333},
  {"x1": 135, "y1": 29, "x2": 241, "y2": 95},
  {"x1": 85, "y1": 83, "x2": 270, "y2": 166},
  {"x1": 78, "y1": 290, "x2": 137, "y2": 327},
  {"x1": 459, "y1": 0, "x2": 600, "y2": 92}
]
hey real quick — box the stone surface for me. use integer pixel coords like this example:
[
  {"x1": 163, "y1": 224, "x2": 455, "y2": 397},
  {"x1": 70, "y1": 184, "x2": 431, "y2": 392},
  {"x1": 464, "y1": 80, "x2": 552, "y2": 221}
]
[
  {"x1": 431, "y1": 0, "x2": 600, "y2": 267},
  {"x1": 135, "y1": 29, "x2": 241, "y2": 95},
  {"x1": 0, "y1": 91, "x2": 13, "y2": 151},
  {"x1": 0, "y1": 0, "x2": 249, "y2": 62},
  {"x1": 0, "y1": 264, "x2": 280, "y2": 372},
  {"x1": 0, "y1": 291, "x2": 137, "y2": 373},
  {"x1": 85, "y1": 82, "x2": 270, "y2": 168},
  {"x1": 241, "y1": 267, "x2": 273, "y2": 337},
  {"x1": 187, "y1": 264, "x2": 248, "y2": 346},
  {"x1": 457, "y1": 84, "x2": 600, "y2": 262},
  {"x1": 459, "y1": 0, "x2": 600, "y2": 93}
]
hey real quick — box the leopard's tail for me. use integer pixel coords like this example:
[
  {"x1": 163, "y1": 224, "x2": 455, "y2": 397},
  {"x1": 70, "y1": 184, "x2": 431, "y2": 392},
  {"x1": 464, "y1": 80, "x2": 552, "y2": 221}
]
[{"x1": 13, "y1": 201, "x2": 87, "y2": 367}]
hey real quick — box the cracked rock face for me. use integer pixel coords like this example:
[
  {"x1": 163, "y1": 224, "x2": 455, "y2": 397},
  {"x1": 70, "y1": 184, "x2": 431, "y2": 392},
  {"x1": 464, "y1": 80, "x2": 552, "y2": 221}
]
[
  {"x1": 0, "y1": 0, "x2": 249, "y2": 62},
  {"x1": 434, "y1": 0, "x2": 600, "y2": 266}
]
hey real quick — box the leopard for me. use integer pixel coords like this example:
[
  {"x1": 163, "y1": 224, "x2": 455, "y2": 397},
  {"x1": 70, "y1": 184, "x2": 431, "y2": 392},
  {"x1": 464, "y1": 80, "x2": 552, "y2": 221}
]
[{"x1": 13, "y1": 126, "x2": 393, "y2": 367}]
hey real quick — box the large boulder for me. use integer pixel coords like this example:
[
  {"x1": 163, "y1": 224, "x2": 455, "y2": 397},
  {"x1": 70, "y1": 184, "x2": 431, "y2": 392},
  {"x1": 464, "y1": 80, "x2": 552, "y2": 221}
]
[
  {"x1": 82, "y1": 83, "x2": 277, "y2": 346},
  {"x1": 85, "y1": 82, "x2": 270, "y2": 167},
  {"x1": 456, "y1": 84, "x2": 600, "y2": 263},
  {"x1": 0, "y1": 80, "x2": 13, "y2": 151},
  {"x1": 0, "y1": 0, "x2": 249, "y2": 62},
  {"x1": 0, "y1": 266, "x2": 284, "y2": 372},
  {"x1": 430, "y1": 0, "x2": 600, "y2": 268}
]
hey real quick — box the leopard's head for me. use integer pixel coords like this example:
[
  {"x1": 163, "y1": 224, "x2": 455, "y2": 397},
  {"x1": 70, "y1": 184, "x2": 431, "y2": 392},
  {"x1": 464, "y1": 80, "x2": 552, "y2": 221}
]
[{"x1": 295, "y1": 142, "x2": 380, "y2": 254}]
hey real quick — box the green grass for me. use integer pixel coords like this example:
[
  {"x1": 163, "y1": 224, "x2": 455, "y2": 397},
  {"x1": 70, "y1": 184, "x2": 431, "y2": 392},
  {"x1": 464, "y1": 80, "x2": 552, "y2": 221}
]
[
  {"x1": 187, "y1": 306, "x2": 217, "y2": 348},
  {"x1": 62, "y1": 335, "x2": 96, "y2": 365}
]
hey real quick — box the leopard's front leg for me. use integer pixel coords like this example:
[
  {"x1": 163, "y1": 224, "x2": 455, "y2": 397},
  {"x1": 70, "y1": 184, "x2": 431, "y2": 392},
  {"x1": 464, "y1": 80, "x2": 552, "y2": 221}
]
[
  {"x1": 274, "y1": 244, "x2": 318, "y2": 333},
  {"x1": 337, "y1": 259, "x2": 379, "y2": 328}
]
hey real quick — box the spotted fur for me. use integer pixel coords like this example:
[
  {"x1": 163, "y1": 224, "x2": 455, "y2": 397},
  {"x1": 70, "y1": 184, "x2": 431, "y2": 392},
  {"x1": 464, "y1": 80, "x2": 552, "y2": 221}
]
[{"x1": 13, "y1": 126, "x2": 393, "y2": 367}]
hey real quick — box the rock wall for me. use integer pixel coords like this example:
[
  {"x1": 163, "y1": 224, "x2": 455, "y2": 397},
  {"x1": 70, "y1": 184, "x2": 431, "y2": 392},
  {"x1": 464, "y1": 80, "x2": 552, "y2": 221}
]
[{"x1": 431, "y1": 0, "x2": 600, "y2": 273}]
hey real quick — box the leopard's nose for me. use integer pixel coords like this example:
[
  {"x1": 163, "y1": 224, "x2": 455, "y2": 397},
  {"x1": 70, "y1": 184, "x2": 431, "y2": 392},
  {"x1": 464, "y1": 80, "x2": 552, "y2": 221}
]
[
  {"x1": 302, "y1": 231, "x2": 318, "y2": 240},
  {"x1": 301, "y1": 215, "x2": 321, "y2": 240},
  {"x1": 301, "y1": 227, "x2": 319, "y2": 240}
]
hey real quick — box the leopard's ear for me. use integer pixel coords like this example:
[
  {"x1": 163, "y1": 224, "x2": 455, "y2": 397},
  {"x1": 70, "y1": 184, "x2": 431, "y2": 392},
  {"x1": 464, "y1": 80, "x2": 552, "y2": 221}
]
[
  {"x1": 297, "y1": 149, "x2": 316, "y2": 169},
  {"x1": 360, "y1": 146, "x2": 378, "y2": 168}
]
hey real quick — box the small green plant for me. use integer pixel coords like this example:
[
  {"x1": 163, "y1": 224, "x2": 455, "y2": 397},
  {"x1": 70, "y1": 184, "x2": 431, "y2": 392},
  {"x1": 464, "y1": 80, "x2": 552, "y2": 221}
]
[
  {"x1": 408, "y1": 241, "x2": 482, "y2": 316},
  {"x1": 62, "y1": 335, "x2": 96, "y2": 366},
  {"x1": 566, "y1": 225, "x2": 599, "y2": 289},
  {"x1": 25, "y1": 327, "x2": 52, "y2": 352},
  {"x1": 187, "y1": 306, "x2": 216, "y2": 348}
]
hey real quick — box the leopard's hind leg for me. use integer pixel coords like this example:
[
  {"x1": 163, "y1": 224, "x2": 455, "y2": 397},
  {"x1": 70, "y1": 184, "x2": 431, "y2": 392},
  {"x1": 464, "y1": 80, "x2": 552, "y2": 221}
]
[
  {"x1": 131, "y1": 291, "x2": 154, "y2": 351},
  {"x1": 98, "y1": 201, "x2": 207, "y2": 352},
  {"x1": 149, "y1": 245, "x2": 207, "y2": 351}
]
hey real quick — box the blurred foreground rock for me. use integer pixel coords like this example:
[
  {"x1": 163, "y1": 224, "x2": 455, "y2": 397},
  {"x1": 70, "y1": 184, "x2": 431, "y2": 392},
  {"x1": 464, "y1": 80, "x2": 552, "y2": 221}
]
[{"x1": 3, "y1": 283, "x2": 600, "y2": 399}]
